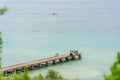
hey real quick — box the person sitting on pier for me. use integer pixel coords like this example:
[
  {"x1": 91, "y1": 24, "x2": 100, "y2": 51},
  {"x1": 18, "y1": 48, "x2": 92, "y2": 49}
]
[
  {"x1": 55, "y1": 53, "x2": 59, "y2": 57},
  {"x1": 70, "y1": 50, "x2": 75, "y2": 56}
]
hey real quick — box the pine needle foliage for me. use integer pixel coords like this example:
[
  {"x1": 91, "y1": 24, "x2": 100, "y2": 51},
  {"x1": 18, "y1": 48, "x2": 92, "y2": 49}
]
[
  {"x1": 0, "y1": 7, "x2": 8, "y2": 15},
  {"x1": 104, "y1": 52, "x2": 120, "y2": 80}
]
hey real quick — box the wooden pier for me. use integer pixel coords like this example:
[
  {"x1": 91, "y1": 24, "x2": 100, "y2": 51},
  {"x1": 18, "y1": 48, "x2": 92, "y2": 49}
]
[{"x1": 1, "y1": 51, "x2": 81, "y2": 75}]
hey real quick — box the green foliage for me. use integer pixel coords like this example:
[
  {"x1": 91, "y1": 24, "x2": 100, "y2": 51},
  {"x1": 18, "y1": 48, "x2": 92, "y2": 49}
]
[
  {"x1": 45, "y1": 69, "x2": 63, "y2": 79},
  {"x1": 0, "y1": 7, "x2": 8, "y2": 15},
  {"x1": 0, "y1": 39, "x2": 2, "y2": 46},
  {"x1": 0, "y1": 32, "x2": 3, "y2": 47},
  {"x1": 2, "y1": 69, "x2": 81, "y2": 80},
  {"x1": 4, "y1": 68, "x2": 30, "y2": 80},
  {"x1": 0, "y1": 32, "x2": 2, "y2": 80},
  {"x1": 37, "y1": 74, "x2": 44, "y2": 80},
  {"x1": 104, "y1": 52, "x2": 120, "y2": 80},
  {"x1": 117, "y1": 52, "x2": 120, "y2": 63},
  {"x1": 21, "y1": 68, "x2": 30, "y2": 80},
  {"x1": 33, "y1": 74, "x2": 44, "y2": 80},
  {"x1": 12, "y1": 72, "x2": 22, "y2": 80}
]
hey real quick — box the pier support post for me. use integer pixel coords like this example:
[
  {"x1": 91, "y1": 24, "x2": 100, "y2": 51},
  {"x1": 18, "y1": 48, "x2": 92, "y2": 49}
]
[
  {"x1": 79, "y1": 53, "x2": 81, "y2": 59},
  {"x1": 53, "y1": 60, "x2": 56, "y2": 64},
  {"x1": 4, "y1": 71, "x2": 7, "y2": 76},
  {"x1": 59, "y1": 59, "x2": 62, "y2": 62},
  {"x1": 14, "y1": 69, "x2": 16, "y2": 73},
  {"x1": 31, "y1": 65, "x2": 34, "y2": 70},
  {"x1": 28, "y1": 66, "x2": 32, "y2": 70},
  {"x1": 66, "y1": 57, "x2": 69, "y2": 61},
  {"x1": 39, "y1": 63, "x2": 42, "y2": 68},
  {"x1": 46, "y1": 62, "x2": 48, "y2": 66},
  {"x1": 22, "y1": 67, "x2": 25, "y2": 72},
  {"x1": 72, "y1": 56, "x2": 75, "y2": 60}
]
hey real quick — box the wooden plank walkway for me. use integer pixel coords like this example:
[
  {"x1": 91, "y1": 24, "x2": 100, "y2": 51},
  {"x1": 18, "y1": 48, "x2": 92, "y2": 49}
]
[{"x1": 1, "y1": 51, "x2": 81, "y2": 75}]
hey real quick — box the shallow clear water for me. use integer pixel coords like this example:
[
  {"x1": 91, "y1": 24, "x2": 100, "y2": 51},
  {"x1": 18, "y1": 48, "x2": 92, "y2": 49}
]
[{"x1": 0, "y1": 0, "x2": 120, "y2": 80}]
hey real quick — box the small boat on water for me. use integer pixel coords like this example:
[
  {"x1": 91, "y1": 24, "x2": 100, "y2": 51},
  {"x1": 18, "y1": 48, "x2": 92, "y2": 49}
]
[{"x1": 52, "y1": 12, "x2": 58, "y2": 15}]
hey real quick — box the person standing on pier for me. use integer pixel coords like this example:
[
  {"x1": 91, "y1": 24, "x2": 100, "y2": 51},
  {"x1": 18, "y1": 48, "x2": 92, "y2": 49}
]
[{"x1": 55, "y1": 53, "x2": 59, "y2": 57}]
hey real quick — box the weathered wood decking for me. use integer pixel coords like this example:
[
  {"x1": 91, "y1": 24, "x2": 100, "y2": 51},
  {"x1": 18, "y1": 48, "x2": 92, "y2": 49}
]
[{"x1": 1, "y1": 52, "x2": 81, "y2": 75}]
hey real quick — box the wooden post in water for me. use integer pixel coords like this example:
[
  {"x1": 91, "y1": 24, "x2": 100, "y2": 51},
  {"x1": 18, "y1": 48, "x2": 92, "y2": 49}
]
[
  {"x1": 22, "y1": 67, "x2": 25, "y2": 72},
  {"x1": 31, "y1": 65, "x2": 34, "y2": 70},
  {"x1": 72, "y1": 55, "x2": 75, "y2": 60},
  {"x1": 14, "y1": 68, "x2": 16, "y2": 73},
  {"x1": 79, "y1": 53, "x2": 81, "y2": 59},
  {"x1": 38, "y1": 63, "x2": 42, "y2": 68},
  {"x1": 28, "y1": 66, "x2": 32, "y2": 70},
  {"x1": 46, "y1": 62, "x2": 48, "y2": 66},
  {"x1": 53, "y1": 60, "x2": 56, "y2": 64},
  {"x1": 4, "y1": 71, "x2": 7, "y2": 76},
  {"x1": 66, "y1": 57, "x2": 69, "y2": 61},
  {"x1": 59, "y1": 58, "x2": 62, "y2": 62}
]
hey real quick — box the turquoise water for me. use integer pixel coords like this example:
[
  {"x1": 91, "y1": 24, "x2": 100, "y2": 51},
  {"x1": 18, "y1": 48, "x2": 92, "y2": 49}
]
[{"x1": 0, "y1": 0, "x2": 120, "y2": 80}]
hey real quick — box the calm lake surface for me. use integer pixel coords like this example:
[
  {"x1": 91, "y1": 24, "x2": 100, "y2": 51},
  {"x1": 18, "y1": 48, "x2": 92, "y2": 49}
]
[{"x1": 0, "y1": 0, "x2": 120, "y2": 80}]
